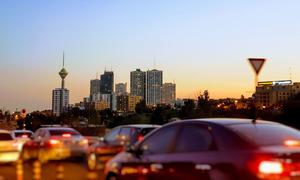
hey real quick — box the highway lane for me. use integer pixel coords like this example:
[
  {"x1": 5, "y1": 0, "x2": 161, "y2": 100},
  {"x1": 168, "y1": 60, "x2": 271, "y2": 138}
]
[{"x1": 0, "y1": 161, "x2": 104, "y2": 180}]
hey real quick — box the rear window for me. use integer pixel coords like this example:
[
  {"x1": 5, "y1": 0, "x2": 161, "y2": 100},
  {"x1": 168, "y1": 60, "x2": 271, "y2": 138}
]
[
  {"x1": 49, "y1": 129, "x2": 81, "y2": 136},
  {"x1": 140, "y1": 128, "x2": 156, "y2": 136},
  {"x1": 0, "y1": 133, "x2": 13, "y2": 141},
  {"x1": 228, "y1": 123, "x2": 300, "y2": 146},
  {"x1": 15, "y1": 132, "x2": 33, "y2": 138}
]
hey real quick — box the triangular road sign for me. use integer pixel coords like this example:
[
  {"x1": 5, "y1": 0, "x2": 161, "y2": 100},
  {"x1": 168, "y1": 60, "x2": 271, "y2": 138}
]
[{"x1": 248, "y1": 58, "x2": 266, "y2": 75}]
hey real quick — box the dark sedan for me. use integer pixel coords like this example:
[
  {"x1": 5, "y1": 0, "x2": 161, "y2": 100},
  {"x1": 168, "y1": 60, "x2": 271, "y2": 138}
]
[
  {"x1": 105, "y1": 118, "x2": 300, "y2": 180},
  {"x1": 87, "y1": 124, "x2": 160, "y2": 170}
]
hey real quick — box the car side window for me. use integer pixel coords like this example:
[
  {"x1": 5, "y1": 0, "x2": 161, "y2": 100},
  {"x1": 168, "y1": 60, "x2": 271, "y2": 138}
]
[
  {"x1": 119, "y1": 127, "x2": 132, "y2": 140},
  {"x1": 33, "y1": 129, "x2": 42, "y2": 141},
  {"x1": 175, "y1": 125, "x2": 213, "y2": 153},
  {"x1": 140, "y1": 125, "x2": 179, "y2": 155},
  {"x1": 105, "y1": 127, "x2": 121, "y2": 142}
]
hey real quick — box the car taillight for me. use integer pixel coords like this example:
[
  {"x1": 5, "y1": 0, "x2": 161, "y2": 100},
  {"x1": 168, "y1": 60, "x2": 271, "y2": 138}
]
[
  {"x1": 49, "y1": 139, "x2": 60, "y2": 145},
  {"x1": 137, "y1": 134, "x2": 144, "y2": 142},
  {"x1": 80, "y1": 139, "x2": 88, "y2": 146},
  {"x1": 250, "y1": 157, "x2": 300, "y2": 180},
  {"x1": 21, "y1": 134, "x2": 28, "y2": 138},
  {"x1": 259, "y1": 161, "x2": 283, "y2": 174},
  {"x1": 62, "y1": 133, "x2": 72, "y2": 138},
  {"x1": 284, "y1": 140, "x2": 300, "y2": 147}
]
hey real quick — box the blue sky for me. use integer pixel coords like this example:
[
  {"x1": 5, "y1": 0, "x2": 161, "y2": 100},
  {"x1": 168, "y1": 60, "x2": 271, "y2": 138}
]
[{"x1": 1, "y1": 0, "x2": 300, "y2": 111}]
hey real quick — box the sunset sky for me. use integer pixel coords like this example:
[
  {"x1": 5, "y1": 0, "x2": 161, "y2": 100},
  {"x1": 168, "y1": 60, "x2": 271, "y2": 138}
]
[{"x1": 1, "y1": 0, "x2": 300, "y2": 112}]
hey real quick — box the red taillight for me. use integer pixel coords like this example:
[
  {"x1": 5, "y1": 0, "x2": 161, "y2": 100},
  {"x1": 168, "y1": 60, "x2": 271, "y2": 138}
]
[
  {"x1": 21, "y1": 134, "x2": 28, "y2": 138},
  {"x1": 284, "y1": 140, "x2": 300, "y2": 147},
  {"x1": 49, "y1": 139, "x2": 60, "y2": 145},
  {"x1": 80, "y1": 139, "x2": 88, "y2": 145},
  {"x1": 250, "y1": 157, "x2": 300, "y2": 180},
  {"x1": 137, "y1": 134, "x2": 144, "y2": 142},
  {"x1": 62, "y1": 133, "x2": 72, "y2": 138},
  {"x1": 259, "y1": 161, "x2": 283, "y2": 174}
]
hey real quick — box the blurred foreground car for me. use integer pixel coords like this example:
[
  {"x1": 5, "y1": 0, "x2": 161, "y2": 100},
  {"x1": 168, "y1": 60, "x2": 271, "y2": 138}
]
[
  {"x1": 105, "y1": 118, "x2": 300, "y2": 180},
  {"x1": 12, "y1": 130, "x2": 33, "y2": 150},
  {"x1": 22, "y1": 127, "x2": 88, "y2": 163},
  {"x1": 0, "y1": 130, "x2": 20, "y2": 163},
  {"x1": 87, "y1": 124, "x2": 160, "y2": 170}
]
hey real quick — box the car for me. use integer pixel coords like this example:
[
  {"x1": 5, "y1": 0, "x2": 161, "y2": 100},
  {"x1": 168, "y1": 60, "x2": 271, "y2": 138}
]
[
  {"x1": 12, "y1": 130, "x2": 33, "y2": 150},
  {"x1": 105, "y1": 118, "x2": 300, "y2": 180},
  {"x1": 0, "y1": 130, "x2": 20, "y2": 163},
  {"x1": 84, "y1": 136, "x2": 101, "y2": 146},
  {"x1": 21, "y1": 127, "x2": 88, "y2": 163},
  {"x1": 87, "y1": 124, "x2": 161, "y2": 170}
]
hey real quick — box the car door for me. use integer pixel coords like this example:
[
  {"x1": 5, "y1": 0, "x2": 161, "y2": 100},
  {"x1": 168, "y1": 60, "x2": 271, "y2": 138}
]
[
  {"x1": 120, "y1": 125, "x2": 180, "y2": 180},
  {"x1": 162, "y1": 123, "x2": 218, "y2": 180}
]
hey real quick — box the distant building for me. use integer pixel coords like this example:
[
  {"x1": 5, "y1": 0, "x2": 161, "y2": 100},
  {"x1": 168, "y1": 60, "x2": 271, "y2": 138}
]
[
  {"x1": 175, "y1": 98, "x2": 185, "y2": 107},
  {"x1": 130, "y1": 69, "x2": 146, "y2": 99},
  {"x1": 52, "y1": 88, "x2": 69, "y2": 116},
  {"x1": 91, "y1": 93, "x2": 101, "y2": 102},
  {"x1": 100, "y1": 93, "x2": 117, "y2": 111},
  {"x1": 256, "y1": 80, "x2": 300, "y2": 108},
  {"x1": 162, "y1": 83, "x2": 176, "y2": 105},
  {"x1": 100, "y1": 94, "x2": 112, "y2": 108},
  {"x1": 90, "y1": 79, "x2": 101, "y2": 96},
  {"x1": 115, "y1": 83, "x2": 127, "y2": 96},
  {"x1": 128, "y1": 96, "x2": 142, "y2": 112},
  {"x1": 100, "y1": 71, "x2": 114, "y2": 94},
  {"x1": 95, "y1": 101, "x2": 109, "y2": 111},
  {"x1": 116, "y1": 95, "x2": 129, "y2": 112},
  {"x1": 146, "y1": 69, "x2": 163, "y2": 106}
]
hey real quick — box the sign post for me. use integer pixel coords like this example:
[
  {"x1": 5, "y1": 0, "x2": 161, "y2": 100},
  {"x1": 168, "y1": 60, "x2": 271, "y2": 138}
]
[{"x1": 248, "y1": 58, "x2": 266, "y2": 89}]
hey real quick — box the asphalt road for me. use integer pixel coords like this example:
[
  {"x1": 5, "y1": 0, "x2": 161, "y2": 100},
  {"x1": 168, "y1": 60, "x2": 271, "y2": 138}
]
[{"x1": 0, "y1": 161, "x2": 104, "y2": 180}]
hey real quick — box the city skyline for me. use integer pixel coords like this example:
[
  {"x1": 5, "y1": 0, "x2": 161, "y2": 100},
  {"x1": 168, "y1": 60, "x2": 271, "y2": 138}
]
[{"x1": 2, "y1": 0, "x2": 300, "y2": 112}]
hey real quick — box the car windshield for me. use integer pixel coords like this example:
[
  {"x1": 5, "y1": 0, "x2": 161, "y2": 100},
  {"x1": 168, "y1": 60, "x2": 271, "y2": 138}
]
[
  {"x1": 0, "y1": 133, "x2": 13, "y2": 141},
  {"x1": 15, "y1": 132, "x2": 32, "y2": 138},
  {"x1": 228, "y1": 123, "x2": 300, "y2": 146},
  {"x1": 49, "y1": 129, "x2": 81, "y2": 136}
]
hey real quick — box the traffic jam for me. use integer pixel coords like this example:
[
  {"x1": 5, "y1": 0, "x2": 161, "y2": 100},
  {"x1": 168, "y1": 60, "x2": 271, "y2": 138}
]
[{"x1": 1, "y1": 118, "x2": 300, "y2": 180}]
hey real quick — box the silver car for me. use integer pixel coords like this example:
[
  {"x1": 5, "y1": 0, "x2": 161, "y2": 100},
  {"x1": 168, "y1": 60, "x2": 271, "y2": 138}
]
[{"x1": 22, "y1": 127, "x2": 88, "y2": 162}]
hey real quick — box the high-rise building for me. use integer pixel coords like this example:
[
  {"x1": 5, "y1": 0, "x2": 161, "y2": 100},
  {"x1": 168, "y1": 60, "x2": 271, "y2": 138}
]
[
  {"x1": 130, "y1": 69, "x2": 146, "y2": 99},
  {"x1": 116, "y1": 95, "x2": 129, "y2": 112},
  {"x1": 162, "y1": 83, "x2": 176, "y2": 105},
  {"x1": 115, "y1": 83, "x2": 127, "y2": 96},
  {"x1": 100, "y1": 71, "x2": 114, "y2": 94},
  {"x1": 52, "y1": 53, "x2": 69, "y2": 116},
  {"x1": 146, "y1": 69, "x2": 163, "y2": 106},
  {"x1": 52, "y1": 88, "x2": 69, "y2": 116},
  {"x1": 128, "y1": 95, "x2": 142, "y2": 112},
  {"x1": 90, "y1": 79, "x2": 101, "y2": 96}
]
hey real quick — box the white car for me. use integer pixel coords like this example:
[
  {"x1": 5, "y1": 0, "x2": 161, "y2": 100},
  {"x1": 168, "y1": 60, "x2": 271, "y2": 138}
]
[
  {"x1": 0, "y1": 130, "x2": 20, "y2": 163},
  {"x1": 12, "y1": 130, "x2": 33, "y2": 151}
]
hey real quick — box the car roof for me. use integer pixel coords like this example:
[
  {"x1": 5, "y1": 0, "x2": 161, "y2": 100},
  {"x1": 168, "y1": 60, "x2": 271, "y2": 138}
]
[
  {"x1": 13, "y1": 130, "x2": 33, "y2": 133},
  {"x1": 168, "y1": 118, "x2": 278, "y2": 126},
  {"x1": 118, "y1": 124, "x2": 161, "y2": 129},
  {"x1": 38, "y1": 127, "x2": 77, "y2": 131}
]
